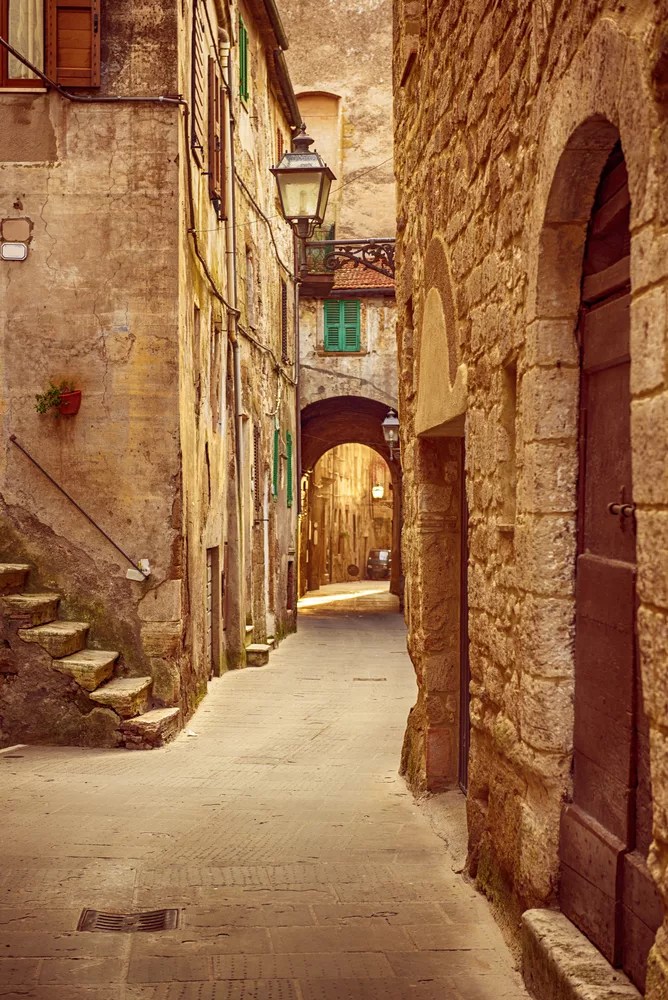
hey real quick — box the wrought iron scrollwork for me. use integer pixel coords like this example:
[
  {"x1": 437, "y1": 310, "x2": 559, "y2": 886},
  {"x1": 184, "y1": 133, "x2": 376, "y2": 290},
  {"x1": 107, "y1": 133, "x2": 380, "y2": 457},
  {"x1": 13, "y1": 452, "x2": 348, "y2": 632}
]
[{"x1": 303, "y1": 238, "x2": 395, "y2": 279}]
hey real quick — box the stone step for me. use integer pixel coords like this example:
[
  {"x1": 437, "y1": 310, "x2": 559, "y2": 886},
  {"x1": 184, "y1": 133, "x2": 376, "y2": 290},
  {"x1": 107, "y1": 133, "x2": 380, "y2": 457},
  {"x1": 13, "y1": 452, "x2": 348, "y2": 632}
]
[
  {"x1": 246, "y1": 643, "x2": 271, "y2": 667},
  {"x1": 120, "y1": 707, "x2": 181, "y2": 750},
  {"x1": 18, "y1": 620, "x2": 90, "y2": 658},
  {"x1": 53, "y1": 649, "x2": 119, "y2": 691},
  {"x1": 0, "y1": 564, "x2": 31, "y2": 595},
  {"x1": 2, "y1": 592, "x2": 60, "y2": 627},
  {"x1": 90, "y1": 676, "x2": 152, "y2": 718}
]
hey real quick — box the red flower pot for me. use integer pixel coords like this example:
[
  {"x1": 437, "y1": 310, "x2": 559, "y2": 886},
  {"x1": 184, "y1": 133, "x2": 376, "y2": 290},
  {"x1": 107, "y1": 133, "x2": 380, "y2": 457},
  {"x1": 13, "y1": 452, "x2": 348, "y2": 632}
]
[{"x1": 58, "y1": 390, "x2": 82, "y2": 416}]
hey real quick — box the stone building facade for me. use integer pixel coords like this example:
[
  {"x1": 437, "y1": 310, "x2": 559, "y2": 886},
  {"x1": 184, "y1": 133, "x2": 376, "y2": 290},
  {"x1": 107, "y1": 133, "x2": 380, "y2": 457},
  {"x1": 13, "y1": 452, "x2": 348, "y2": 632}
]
[
  {"x1": 394, "y1": 1, "x2": 668, "y2": 996},
  {"x1": 280, "y1": 0, "x2": 400, "y2": 598},
  {"x1": 0, "y1": 0, "x2": 300, "y2": 747}
]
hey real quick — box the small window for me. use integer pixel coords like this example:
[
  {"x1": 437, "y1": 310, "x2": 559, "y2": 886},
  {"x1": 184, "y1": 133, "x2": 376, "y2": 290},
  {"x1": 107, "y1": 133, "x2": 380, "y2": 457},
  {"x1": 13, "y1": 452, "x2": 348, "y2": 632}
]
[
  {"x1": 238, "y1": 15, "x2": 249, "y2": 103},
  {"x1": 207, "y1": 55, "x2": 226, "y2": 219},
  {"x1": 252, "y1": 423, "x2": 261, "y2": 518},
  {"x1": 280, "y1": 280, "x2": 289, "y2": 362},
  {"x1": 286, "y1": 431, "x2": 293, "y2": 508},
  {"x1": 191, "y1": 1, "x2": 206, "y2": 163},
  {"x1": 323, "y1": 299, "x2": 361, "y2": 352},
  {"x1": 245, "y1": 250, "x2": 256, "y2": 328},
  {"x1": 1, "y1": 0, "x2": 101, "y2": 89}
]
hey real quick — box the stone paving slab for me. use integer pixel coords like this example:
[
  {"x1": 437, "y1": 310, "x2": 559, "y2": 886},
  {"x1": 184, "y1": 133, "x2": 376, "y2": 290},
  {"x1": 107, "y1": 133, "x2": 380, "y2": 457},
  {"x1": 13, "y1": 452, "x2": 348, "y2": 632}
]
[{"x1": 0, "y1": 583, "x2": 528, "y2": 999}]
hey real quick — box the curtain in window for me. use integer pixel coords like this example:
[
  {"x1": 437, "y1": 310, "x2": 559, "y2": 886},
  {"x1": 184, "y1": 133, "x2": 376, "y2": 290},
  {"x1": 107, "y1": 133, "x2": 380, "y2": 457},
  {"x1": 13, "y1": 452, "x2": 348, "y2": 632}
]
[{"x1": 8, "y1": 0, "x2": 44, "y2": 79}]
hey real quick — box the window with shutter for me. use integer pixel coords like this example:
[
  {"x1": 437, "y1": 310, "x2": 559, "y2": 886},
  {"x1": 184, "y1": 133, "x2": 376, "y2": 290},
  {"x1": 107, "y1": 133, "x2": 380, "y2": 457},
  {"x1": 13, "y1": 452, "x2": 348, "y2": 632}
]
[
  {"x1": 1, "y1": 0, "x2": 44, "y2": 86},
  {"x1": 207, "y1": 56, "x2": 226, "y2": 219},
  {"x1": 342, "y1": 300, "x2": 361, "y2": 351},
  {"x1": 252, "y1": 424, "x2": 261, "y2": 518},
  {"x1": 45, "y1": 0, "x2": 100, "y2": 88},
  {"x1": 286, "y1": 432, "x2": 293, "y2": 508},
  {"x1": 323, "y1": 299, "x2": 361, "y2": 353},
  {"x1": 280, "y1": 280, "x2": 289, "y2": 362},
  {"x1": 191, "y1": 1, "x2": 206, "y2": 166},
  {"x1": 323, "y1": 300, "x2": 341, "y2": 351},
  {"x1": 238, "y1": 15, "x2": 249, "y2": 102}
]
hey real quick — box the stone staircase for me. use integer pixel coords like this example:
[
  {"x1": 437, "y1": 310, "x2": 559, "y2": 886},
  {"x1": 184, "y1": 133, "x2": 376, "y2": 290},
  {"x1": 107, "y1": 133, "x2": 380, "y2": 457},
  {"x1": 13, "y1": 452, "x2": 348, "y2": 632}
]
[
  {"x1": 0, "y1": 563, "x2": 179, "y2": 749},
  {"x1": 244, "y1": 620, "x2": 273, "y2": 666}
]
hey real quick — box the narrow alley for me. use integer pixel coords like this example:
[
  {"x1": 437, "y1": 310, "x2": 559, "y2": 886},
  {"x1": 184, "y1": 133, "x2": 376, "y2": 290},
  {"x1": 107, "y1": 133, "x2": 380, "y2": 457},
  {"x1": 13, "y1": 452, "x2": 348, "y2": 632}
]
[{"x1": 0, "y1": 584, "x2": 525, "y2": 999}]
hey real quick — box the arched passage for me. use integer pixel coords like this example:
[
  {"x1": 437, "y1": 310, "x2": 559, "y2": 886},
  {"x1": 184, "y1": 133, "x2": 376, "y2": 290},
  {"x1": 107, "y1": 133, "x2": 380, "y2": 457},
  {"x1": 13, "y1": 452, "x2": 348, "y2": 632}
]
[
  {"x1": 300, "y1": 443, "x2": 393, "y2": 594},
  {"x1": 300, "y1": 396, "x2": 402, "y2": 598}
]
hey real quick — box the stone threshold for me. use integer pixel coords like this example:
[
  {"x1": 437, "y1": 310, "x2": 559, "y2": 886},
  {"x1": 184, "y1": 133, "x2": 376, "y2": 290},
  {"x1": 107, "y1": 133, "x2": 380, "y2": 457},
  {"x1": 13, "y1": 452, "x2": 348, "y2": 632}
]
[{"x1": 522, "y1": 909, "x2": 640, "y2": 1000}]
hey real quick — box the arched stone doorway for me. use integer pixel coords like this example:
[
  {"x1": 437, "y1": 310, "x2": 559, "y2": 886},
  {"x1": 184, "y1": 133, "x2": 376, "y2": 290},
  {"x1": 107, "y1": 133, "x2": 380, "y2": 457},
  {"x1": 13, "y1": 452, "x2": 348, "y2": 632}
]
[
  {"x1": 556, "y1": 139, "x2": 662, "y2": 991},
  {"x1": 300, "y1": 396, "x2": 402, "y2": 598}
]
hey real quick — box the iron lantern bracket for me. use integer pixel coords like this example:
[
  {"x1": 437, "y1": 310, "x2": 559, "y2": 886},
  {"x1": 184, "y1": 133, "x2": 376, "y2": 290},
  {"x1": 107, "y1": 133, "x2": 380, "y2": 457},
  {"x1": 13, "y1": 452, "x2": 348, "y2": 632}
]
[{"x1": 303, "y1": 238, "x2": 396, "y2": 279}]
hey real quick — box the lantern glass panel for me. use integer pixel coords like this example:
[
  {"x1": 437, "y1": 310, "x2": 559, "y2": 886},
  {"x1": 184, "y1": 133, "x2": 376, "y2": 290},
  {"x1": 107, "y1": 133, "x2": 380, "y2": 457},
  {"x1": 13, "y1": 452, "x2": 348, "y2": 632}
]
[
  {"x1": 317, "y1": 174, "x2": 332, "y2": 224},
  {"x1": 277, "y1": 170, "x2": 323, "y2": 220}
]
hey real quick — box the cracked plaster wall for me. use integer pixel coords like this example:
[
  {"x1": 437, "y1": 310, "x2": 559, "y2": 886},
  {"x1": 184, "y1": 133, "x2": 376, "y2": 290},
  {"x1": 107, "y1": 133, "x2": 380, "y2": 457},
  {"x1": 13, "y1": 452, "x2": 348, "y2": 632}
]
[
  {"x1": 299, "y1": 295, "x2": 398, "y2": 411},
  {"x1": 0, "y1": 0, "x2": 187, "y2": 739}
]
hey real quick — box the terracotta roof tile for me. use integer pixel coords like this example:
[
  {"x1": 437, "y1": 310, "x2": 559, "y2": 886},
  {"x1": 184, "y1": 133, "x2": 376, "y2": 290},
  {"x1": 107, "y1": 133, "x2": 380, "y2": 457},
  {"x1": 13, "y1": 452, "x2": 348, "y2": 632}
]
[{"x1": 332, "y1": 261, "x2": 395, "y2": 291}]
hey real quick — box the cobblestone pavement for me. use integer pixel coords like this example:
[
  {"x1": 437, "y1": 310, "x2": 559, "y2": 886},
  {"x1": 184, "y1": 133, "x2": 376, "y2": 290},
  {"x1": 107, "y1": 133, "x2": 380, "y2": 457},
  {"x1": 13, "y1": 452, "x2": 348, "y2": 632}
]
[{"x1": 0, "y1": 582, "x2": 528, "y2": 1000}]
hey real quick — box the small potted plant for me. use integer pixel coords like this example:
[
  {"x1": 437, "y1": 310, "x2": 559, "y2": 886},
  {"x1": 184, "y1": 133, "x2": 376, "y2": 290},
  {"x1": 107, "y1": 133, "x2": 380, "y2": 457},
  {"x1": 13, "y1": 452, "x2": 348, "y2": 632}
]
[{"x1": 35, "y1": 381, "x2": 82, "y2": 416}]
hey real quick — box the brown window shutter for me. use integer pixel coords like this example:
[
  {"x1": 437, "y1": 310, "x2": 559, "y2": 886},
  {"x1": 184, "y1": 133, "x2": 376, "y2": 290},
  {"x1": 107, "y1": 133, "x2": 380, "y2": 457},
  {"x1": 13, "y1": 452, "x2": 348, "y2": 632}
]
[
  {"x1": 207, "y1": 57, "x2": 221, "y2": 211},
  {"x1": 207, "y1": 57, "x2": 227, "y2": 220},
  {"x1": 218, "y1": 81, "x2": 227, "y2": 220},
  {"x1": 46, "y1": 0, "x2": 101, "y2": 88}
]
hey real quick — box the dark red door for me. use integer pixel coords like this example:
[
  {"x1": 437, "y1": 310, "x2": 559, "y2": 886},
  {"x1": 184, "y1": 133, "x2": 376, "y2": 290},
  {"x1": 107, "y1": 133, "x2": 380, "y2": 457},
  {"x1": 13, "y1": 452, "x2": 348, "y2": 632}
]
[{"x1": 559, "y1": 143, "x2": 662, "y2": 990}]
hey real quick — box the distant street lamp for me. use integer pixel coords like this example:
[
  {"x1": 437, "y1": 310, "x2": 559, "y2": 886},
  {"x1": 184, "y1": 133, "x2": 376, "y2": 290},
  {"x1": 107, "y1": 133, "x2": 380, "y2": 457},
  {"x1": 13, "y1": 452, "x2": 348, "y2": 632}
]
[
  {"x1": 382, "y1": 409, "x2": 400, "y2": 461},
  {"x1": 371, "y1": 484, "x2": 385, "y2": 500},
  {"x1": 271, "y1": 124, "x2": 335, "y2": 246}
]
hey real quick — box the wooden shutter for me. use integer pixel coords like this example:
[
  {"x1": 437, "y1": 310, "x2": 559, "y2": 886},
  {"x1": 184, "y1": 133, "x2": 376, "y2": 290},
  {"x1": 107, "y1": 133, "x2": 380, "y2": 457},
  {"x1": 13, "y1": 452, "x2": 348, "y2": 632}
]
[
  {"x1": 253, "y1": 424, "x2": 261, "y2": 518},
  {"x1": 208, "y1": 56, "x2": 226, "y2": 217},
  {"x1": 342, "y1": 300, "x2": 361, "y2": 351},
  {"x1": 238, "y1": 16, "x2": 249, "y2": 101},
  {"x1": 323, "y1": 300, "x2": 342, "y2": 351},
  {"x1": 46, "y1": 0, "x2": 100, "y2": 88},
  {"x1": 281, "y1": 280, "x2": 289, "y2": 361},
  {"x1": 191, "y1": 2, "x2": 206, "y2": 165},
  {"x1": 286, "y1": 432, "x2": 293, "y2": 507}
]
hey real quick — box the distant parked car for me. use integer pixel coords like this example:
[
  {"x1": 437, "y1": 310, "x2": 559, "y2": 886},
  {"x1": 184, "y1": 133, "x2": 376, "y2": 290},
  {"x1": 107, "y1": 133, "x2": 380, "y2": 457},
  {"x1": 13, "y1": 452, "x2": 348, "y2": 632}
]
[{"x1": 366, "y1": 548, "x2": 391, "y2": 580}]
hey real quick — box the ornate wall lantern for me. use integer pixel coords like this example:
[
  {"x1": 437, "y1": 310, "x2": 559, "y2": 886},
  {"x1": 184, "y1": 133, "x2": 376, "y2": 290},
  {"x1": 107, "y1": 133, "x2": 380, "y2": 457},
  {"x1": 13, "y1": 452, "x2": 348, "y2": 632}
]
[
  {"x1": 382, "y1": 409, "x2": 400, "y2": 461},
  {"x1": 271, "y1": 124, "x2": 335, "y2": 242}
]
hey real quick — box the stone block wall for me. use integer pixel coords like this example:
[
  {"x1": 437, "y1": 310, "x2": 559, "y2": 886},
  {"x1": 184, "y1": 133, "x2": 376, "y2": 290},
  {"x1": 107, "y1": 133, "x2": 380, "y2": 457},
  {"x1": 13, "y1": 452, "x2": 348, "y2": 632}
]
[{"x1": 393, "y1": 0, "x2": 668, "y2": 988}]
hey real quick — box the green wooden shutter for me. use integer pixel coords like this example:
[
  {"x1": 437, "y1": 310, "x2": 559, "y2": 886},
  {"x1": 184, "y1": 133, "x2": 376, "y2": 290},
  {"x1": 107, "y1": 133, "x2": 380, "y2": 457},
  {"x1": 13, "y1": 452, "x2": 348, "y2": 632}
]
[
  {"x1": 239, "y1": 17, "x2": 249, "y2": 102},
  {"x1": 323, "y1": 300, "x2": 342, "y2": 351},
  {"x1": 342, "y1": 300, "x2": 361, "y2": 351},
  {"x1": 272, "y1": 426, "x2": 279, "y2": 498},
  {"x1": 286, "y1": 432, "x2": 293, "y2": 507}
]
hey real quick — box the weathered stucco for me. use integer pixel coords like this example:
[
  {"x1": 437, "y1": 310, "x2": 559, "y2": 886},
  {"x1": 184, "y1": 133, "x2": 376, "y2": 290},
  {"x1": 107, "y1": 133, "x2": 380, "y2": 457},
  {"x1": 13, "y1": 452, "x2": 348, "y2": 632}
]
[
  {"x1": 394, "y1": 0, "x2": 668, "y2": 992},
  {"x1": 0, "y1": 0, "x2": 299, "y2": 745},
  {"x1": 280, "y1": 0, "x2": 395, "y2": 238}
]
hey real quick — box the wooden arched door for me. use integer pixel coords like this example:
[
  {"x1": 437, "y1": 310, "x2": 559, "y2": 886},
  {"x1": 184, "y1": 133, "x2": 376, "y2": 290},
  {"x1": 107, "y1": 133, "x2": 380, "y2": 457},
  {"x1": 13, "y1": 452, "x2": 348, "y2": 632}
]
[{"x1": 559, "y1": 142, "x2": 662, "y2": 990}]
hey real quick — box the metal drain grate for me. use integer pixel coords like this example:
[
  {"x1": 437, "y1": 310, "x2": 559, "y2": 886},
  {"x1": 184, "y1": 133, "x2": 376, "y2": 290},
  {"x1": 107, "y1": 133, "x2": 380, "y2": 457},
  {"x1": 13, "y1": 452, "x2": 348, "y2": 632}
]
[{"x1": 77, "y1": 908, "x2": 180, "y2": 932}]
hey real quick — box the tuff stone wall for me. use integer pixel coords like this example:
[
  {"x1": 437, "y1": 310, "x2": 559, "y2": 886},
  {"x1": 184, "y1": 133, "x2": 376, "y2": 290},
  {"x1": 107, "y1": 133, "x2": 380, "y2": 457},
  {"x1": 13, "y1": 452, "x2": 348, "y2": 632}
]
[{"x1": 393, "y1": 0, "x2": 668, "y2": 990}]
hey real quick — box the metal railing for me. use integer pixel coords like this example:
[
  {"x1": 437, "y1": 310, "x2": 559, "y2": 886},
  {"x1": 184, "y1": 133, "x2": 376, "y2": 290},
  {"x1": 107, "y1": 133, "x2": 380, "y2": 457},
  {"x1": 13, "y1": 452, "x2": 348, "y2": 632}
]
[{"x1": 9, "y1": 435, "x2": 139, "y2": 572}]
